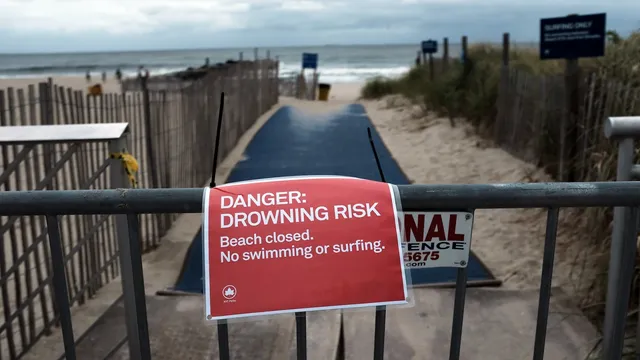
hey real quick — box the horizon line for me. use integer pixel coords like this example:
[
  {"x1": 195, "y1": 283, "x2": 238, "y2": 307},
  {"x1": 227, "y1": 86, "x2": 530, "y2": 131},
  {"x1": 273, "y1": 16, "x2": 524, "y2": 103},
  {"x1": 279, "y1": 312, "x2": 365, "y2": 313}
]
[{"x1": 0, "y1": 40, "x2": 538, "y2": 56}]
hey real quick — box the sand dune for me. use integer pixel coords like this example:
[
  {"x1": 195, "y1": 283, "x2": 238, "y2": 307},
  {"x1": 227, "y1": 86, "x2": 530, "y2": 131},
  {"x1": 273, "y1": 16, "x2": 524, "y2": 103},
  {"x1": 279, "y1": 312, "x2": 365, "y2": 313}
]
[{"x1": 360, "y1": 97, "x2": 593, "y2": 303}]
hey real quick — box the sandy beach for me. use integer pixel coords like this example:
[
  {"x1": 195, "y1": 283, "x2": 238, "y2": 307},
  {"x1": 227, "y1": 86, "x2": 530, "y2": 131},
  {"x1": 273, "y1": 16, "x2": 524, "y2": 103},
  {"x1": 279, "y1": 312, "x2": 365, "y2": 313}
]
[
  {"x1": 0, "y1": 75, "x2": 123, "y2": 93},
  {"x1": 359, "y1": 97, "x2": 594, "y2": 302}
]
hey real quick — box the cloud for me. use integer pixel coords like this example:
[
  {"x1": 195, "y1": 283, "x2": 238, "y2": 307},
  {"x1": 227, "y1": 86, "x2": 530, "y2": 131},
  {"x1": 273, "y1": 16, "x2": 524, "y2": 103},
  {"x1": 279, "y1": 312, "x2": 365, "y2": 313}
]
[
  {"x1": 0, "y1": 0, "x2": 638, "y2": 52},
  {"x1": 0, "y1": 0, "x2": 251, "y2": 34},
  {"x1": 280, "y1": 1, "x2": 328, "y2": 11}
]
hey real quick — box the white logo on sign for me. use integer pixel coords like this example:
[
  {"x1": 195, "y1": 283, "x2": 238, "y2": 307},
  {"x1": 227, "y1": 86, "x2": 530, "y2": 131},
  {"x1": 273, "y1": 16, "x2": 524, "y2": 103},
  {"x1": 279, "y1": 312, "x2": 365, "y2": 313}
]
[{"x1": 222, "y1": 285, "x2": 237, "y2": 300}]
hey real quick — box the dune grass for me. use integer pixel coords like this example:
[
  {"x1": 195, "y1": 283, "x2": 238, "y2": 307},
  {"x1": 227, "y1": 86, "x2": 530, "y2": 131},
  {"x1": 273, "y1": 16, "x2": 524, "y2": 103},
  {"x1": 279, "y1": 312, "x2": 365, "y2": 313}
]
[
  {"x1": 361, "y1": 31, "x2": 640, "y2": 354},
  {"x1": 361, "y1": 31, "x2": 640, "y2": 121}
]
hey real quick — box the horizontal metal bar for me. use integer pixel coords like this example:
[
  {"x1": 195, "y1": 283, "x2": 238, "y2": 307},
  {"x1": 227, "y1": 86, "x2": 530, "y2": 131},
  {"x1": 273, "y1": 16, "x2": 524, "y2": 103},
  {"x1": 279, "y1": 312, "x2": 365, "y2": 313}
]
[
  {"x1": 604, "y1": 116, "x2": 640, "y2": 139},
  {"x1": 1, "y1": 182, "x2": 640, "y2": 215}
]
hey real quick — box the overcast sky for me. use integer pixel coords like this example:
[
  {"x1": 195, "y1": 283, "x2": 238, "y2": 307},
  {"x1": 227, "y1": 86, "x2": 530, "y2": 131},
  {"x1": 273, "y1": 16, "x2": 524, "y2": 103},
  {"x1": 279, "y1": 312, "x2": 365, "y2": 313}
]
[{"x1": 0, "y1": 0, "x2": 637, "y2": 53}]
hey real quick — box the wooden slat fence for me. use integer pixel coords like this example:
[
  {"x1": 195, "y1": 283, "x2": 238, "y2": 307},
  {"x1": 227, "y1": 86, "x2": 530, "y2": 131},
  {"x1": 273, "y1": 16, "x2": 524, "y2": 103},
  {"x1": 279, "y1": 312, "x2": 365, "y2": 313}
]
[
  {"x1": 494, "y1": 68, "x2": 640, "y2": 181},
  {"x1": 0, "y1": 58, "x2": 279, "y2": 359}
]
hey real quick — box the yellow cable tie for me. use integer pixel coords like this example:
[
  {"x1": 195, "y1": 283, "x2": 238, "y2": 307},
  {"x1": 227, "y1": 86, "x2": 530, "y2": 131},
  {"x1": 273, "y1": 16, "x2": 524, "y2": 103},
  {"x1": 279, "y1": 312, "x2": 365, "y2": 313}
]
[{"x1": 110, "y1": 151, "x2": 139, "y2": 188}]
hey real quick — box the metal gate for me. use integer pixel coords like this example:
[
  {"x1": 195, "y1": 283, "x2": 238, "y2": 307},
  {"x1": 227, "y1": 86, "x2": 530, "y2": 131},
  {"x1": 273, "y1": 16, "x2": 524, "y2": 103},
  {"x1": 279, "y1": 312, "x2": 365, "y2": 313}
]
[
  {"x1": 2, "y1": 116, "x2": 640, "y2": 359},
  {"x1": 2, "y1": 180, "x2": 640, "y2": 360}
]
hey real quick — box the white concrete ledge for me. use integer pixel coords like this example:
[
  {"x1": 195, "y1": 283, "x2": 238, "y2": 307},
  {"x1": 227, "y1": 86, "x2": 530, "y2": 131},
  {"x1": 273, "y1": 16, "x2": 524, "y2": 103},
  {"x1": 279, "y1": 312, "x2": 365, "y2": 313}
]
[{"x1": 0, "y1": 123, "x2": 129, "y2": 144}]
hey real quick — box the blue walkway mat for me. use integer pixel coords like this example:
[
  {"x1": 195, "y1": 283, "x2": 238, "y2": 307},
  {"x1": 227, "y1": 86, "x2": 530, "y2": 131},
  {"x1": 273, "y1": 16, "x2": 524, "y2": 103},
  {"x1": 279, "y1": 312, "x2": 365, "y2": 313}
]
[{"x1": 167, "y1": 104, "x2": 499, "y2": 294}]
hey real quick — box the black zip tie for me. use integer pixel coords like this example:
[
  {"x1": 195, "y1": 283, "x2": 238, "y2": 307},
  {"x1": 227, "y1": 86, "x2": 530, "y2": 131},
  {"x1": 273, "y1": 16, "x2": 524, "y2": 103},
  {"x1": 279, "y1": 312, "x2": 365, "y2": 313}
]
[{"x1": 210, "y1": 92, "x2": 225, "y2": 188}]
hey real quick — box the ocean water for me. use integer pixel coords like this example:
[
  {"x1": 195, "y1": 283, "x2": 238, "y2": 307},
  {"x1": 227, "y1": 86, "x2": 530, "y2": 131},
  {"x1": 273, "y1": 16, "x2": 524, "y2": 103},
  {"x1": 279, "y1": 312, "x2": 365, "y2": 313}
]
[{"x1": 0, "y1": 44, "x2": 468, "y2": 83}]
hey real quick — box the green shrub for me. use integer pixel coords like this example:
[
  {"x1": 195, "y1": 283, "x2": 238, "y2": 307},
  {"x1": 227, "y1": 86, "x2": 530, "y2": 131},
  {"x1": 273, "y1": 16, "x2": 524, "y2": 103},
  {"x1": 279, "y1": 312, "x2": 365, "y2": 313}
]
[
  {"x1": 360, "y1": 77, "x2": 399, "y2": 99},
  {"x1": 360, "y1": 31, "x2": 640, "y2": 126}
]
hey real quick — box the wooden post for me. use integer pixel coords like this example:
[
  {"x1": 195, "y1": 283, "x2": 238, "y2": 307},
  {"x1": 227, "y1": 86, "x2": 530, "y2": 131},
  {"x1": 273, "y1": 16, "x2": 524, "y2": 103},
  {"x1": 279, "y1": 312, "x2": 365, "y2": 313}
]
[
  {"x1": 560, "y1": 14, "x2": 580, "y2": 182},
  {"x1": 428, "y1": 53, "x2": 434, "y2": 80},
  {"x1": 443, "y1": 37, "x2": 449, "y2": 71},
  {"x1": 46, "y1": 78, "x2": 55, "y2": 125},
  {"x1": 312, "y1": 69, "x2": 318, "y2": 100},
  {"x1": 495, "y1": 32, "x2": 510, "y2": 144},
  {"x1": 140, "y1": 76, "x2": 159, "y2": 189},
  {"x1": 41, "y1": 80, "x2": 55, "y2": 188},
  {"x1": 562, "y1": 58, "x2": 580, "y2": 182},
  {"x1": 461, "y1": 36, "x2": 468, "y2": 63},
  {"x1": 275, "y1": 56, "x2": 280, "y2": 103}
]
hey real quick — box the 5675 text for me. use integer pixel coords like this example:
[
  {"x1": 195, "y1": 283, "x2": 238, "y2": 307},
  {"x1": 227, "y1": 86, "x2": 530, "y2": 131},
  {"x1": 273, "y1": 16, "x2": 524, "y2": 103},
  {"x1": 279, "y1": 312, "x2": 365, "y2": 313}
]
[{"x1": 403, "y1": 251, "x2": 440, "y2": 262}]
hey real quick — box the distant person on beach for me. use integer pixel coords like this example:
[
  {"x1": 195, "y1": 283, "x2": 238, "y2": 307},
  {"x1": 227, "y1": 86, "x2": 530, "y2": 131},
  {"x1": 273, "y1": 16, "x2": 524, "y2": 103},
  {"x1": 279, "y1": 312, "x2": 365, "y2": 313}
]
[
  {"x1": 85, "y1": 71, "x2": 91, "y2": 82},
  {"x1": 415, "y1": 52, "x2": 421, "y2": 67},
  {"x1": 115, "y1": 68, "x2": 122, "y2": 82},
  {"x1": 137, "y1": 66, "x2": 143, "y2": 79},
  {"x1": 144, "y1": 69, "x2": 150, "y2": 79},
  {"x1": 101, "y1": 71, "x2": 106, "y2": 82}
]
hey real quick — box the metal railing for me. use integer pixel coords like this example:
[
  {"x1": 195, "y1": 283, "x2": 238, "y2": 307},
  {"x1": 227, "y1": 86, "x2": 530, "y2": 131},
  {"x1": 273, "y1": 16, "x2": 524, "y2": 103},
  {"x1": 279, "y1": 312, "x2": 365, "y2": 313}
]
[
  {"x1": 2, "y1": 180, "x2": 640, "y2": 359},
  {"x1": 603, "y1": 116, "x2": 640, "y2": 360},
  {"x1": 3, "y1": 116, "x2": 640, "y2": 359}
]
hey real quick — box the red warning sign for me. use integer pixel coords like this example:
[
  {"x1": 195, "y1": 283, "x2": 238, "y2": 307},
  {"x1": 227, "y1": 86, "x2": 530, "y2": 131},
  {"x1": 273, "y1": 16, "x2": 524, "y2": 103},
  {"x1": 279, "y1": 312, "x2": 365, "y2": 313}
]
[{"x1": 203, "y1": 176, "x2": 407, "y2": 320}]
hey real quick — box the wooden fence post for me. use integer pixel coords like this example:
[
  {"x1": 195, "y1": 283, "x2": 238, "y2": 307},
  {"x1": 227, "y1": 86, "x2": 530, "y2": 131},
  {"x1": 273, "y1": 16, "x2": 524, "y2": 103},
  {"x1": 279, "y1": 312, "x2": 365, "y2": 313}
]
[
  {"x1": 443, "y1": 37, "x2": 449, "y2": 72},
  {"x1": 560, "y1": 14, "x2": 581, "y2": 182},
  {"x1": 40, "y1": 81, "x2": 55, "y2": 189},
  {"x1": 461, "y1": 36, "x2": 468, "y2": 63},
  {"x1": 140, "y1": 76, "x2": 160, "y2": 189},
  {"x1": 495, "y1": 32, "x2": 510, "y2": 144},
  {"x1": 562, "y1": 58, "x2": 580, "y2": 182},
  {"x1": 428, "y1": 52, "x2": 434, "y2": 81}
]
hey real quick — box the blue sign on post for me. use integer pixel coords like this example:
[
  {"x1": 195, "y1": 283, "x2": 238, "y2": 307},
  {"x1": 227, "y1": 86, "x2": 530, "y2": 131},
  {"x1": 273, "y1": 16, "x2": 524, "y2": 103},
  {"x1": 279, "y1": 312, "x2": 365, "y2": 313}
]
[
  {"x1": 302, "y1": 53, "x2": 319, "y2": 69},
  {"x1": 540, "y1": 13, "x2": 606, "y2": 60},
  {"x1": 421, "y1": 40, "x2": 438, "y2": 54}
]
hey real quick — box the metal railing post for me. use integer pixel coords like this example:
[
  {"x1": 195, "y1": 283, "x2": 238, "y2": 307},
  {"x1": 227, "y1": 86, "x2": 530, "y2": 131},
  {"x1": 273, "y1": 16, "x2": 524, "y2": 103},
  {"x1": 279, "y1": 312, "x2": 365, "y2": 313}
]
[
  {"x1": 603, "y1": 117, "x2": 640, "y2": 359},
  {"x1": 108, "y1": 132, "x2": 152, "y2": 360},
  {"x1": 45, "y1": 215, "x2": 77, "y2": 360},
  {"x1": 532, "y1": 208, "x2": 560, "y2": 360}
]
